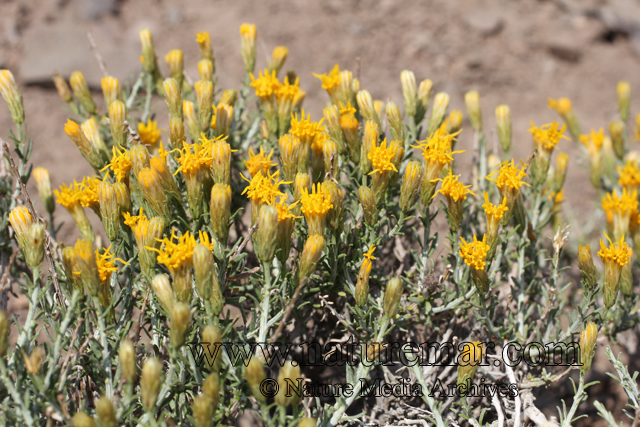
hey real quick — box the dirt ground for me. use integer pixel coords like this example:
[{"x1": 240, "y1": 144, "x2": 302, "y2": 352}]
[{"x1": 2, "y1": 0, "x2": 640, "y2": 425}]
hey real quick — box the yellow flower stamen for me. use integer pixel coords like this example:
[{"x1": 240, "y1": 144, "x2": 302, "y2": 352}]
[
  {"x1": 96, "y1": 245, "x2": 129, "y2": 283},
  {"x1": 433, "y1": 171, "x2": 475, "y2": 202},
  {"x1": 482, "y1": 192, "x2": 509, "y2": 222},
  {"x1": 529, "y1": 122, "x2": 568, "y2": 151},
  {"x1": 368, "y1": 138, "x2": 399, "y2": 175},
  {"x1": 245, "y1": 145, "x2": 276, "y2": 177},
  {"x1": 138, "y1": 119, "x2": 162, "y2": 148},
  {"x1": 598, "y1": 233, "x2": 632, "y2": 267},
  {"x1": 102, "y1": 145, "x2": 132, "y2": 183},
  {"x1": 459, "y1": 234, "x2": 490, "y2": 271}
]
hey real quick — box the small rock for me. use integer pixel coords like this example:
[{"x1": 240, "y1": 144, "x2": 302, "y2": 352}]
[
  {"x1": 547, "y1": 40, "x2": 582, "y2": 62},
  {"x1": 464, "y1": 11, "x2": 504, "y2": 37}
]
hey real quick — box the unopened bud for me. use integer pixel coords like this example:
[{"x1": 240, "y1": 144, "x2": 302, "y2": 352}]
[
  {"x1": 246, "y1": 356, "x2": 266, "y2": 402},
  {"x1": 355, "y1": 255, "x2": 373, "y2": 308},
  {"x1": 400, "y1": 161, "x2": 424, "y2": 214},
  {"x1": 141, "y1": 357, "x2": 163, "y2": 411},
  {"x1": 70, "y1": 71, "x2": 96, "y2": 115},
  {"x1": 496, "y1": 105, "x2": 512, "y2": 152},
  {"x1": 360, "y1": 121, "x2": 378, "y2": 176},
  {"x1": 118, "y1": 339, "x2": 137, "y2": 384},
  {"x1": 97, "y1": 181, "x2": 120, "y2": 241},
  {"x1": 101, "y1": 76, "x2": 121, "y2": 111},
  {"x1": 214, "y1": 103, "x2": 233, "y2": 138},
  {"x1": 359, "y1": 186, "x2": 378, "y2": 226},
  {"x1": 240, "y1": 23, "x2": 257, "y2": 74},
  {"x1": 374, "y1": 100, "x2": 385, "y2": 123},
  {"x1": 192, "y1": 395, "x2": 214, "y2": 427},
  {"x1": 170, "y1": 302, "x2": 191, "y2": 349},
  {"x1": 276, "y1": 361, "x2": 301, "y2": 406},
  {"x1": 202, "y1": 326, "x2": 223, "y2": 371},
  {"x1": 555, "y1": 153, "x2": 569, "y2": 190},
  {"x1": 386, "y1": 101, "x2": 404, "y2": 142},
  {"x1": 456, "y1": 341, "x2": 483, "y2": 393},
  {"x1": 130, "y1": 144, "x2": 151, "y2": 178},
  {"x1": 465, "y1": 90, "x2": 482, "y2": 131},
  {"x1": 427, "y1": 92, "x2": 449, "y2": 136},
  {"x1": 193, "y1": 245, "x2": 214, "y2": 300},
  {"x1": 268, "y1": 46, "x2": 288, "y2": 75},
  {"x1": 323, "y1": 181, "x2": 344, "y2": 232},
  {"x1": 323, "y1": 140, "x2": 339, "y2": 178},
  {"x1": 400, "y1": 70, "x2": 418, "y2": 117},
  {"x1": 279, "y1": 134, "x2": 301, "y2": 182},
  {"x1": 620, "y1": 255, "x2": 633, "y2": 296},
  {"x1": 220, "y1": 89, "x2": 238, "y2": 107},
  {"x1": 337, "y1": 70, "x2": 354, "y2": 107},
  {"x1": 323, "y1": 105, "x2": 345, "y2": 153},
  {"x1": 579, "y1": 322, "x2": 597, "y2": 375},
  {"x1": 151, "y1": 274, "x2": 176, "y2": 314},
  {"x1": 446, "y1": 110, "x2": 463, "y2": 137},
  {"x1": 357, "y1": 90, "x2": 379, "y2": 127},
  {"x1": 577, "y1": 245, "x2": 596, "y2": 291},
  {"x1": 203, "y1": 372, "x2": 220, "y2": 407},
  {"x1": 24, "y1": 222, "x2": 45, "y2": 269},
  {"x1": 95, "y1": 396, "x2": 117, "y2": 427},
  {"x1": 384, "y1": 277, "x2": 403, "y2": 318},
  {"x1": 198, "y1": 59, "x2": 213, "y2": 82},
  {"x1": 195, "y1": 80, "x2": 213, "y2": 131},
  {"x1": 137, "y1": 168, "x2": 170, "y2": 220},
  {"x1": 609, "y1": 120, "x2": 625, "y2": 159},
  {"x1": 210, "y1": 184, "x2": 232, "y2": 245},
  {"x1": 164, "y1": 49, "x2": 184, "y2": 86},
  {"x1": 618, "y1": 81, "x2": 631, "y2": 123},
  {"x1": 23, "y1": 346, "x2": 45, "y2": 374},
  {"x1": 255, "y1": 205, "x2": 279, "y2": 263},
  {"x1": 72, "y1": 412, "x2": 96, "y2": 427},
  {"x1": 163, "y1": 78, "x2": 182, "y2": 119},
  {"x1": 52, "y1": 72, "x2": 73, "y2": 103},
  {"x1": 293, "y1": 173, "x2": 310, "y2": 206},
  {"x1": 139, "y1": 29, "x2": 157, "y2": 74},
  {"x1": 184, "y1": 100, "x2": 201, "y2": 140},
  {"x1": 74, "y1": 239, "x2": 101, "y2": 296},
  {"x1": 65, "y1": 119, "x2": 104, "y2": 170},
  {"x1": 416, "y1": 79, "x2": 433, "y2": 122},
  {"x1": 33, "y1": 167, "x2": 55, "y2": 214},
  {"x1": 196, "y1": 31, "x2": 214, "y2": 61},
  {"x1": 0, "y1": 70, "x2": 24, "y2": 124},
  {"x1": 109, "y1": 100, "x2": 126, "y2": 147},
  {"x1": 298, "y1": 234, "x2": 325, "y2": 279},
  {"x1": 298, "y1": 418, "x2": 317, "y2": 427}
]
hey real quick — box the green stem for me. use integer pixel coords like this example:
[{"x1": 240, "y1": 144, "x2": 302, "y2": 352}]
[
  {"x1": 0, "y1": 358, "x2": 34, "y2": 426},
  {"x1": 561, "y1": 376, "x2": 586, "y2": 427},
  {"x1": 94, "y1": 296, "x2": 113, "y2": 398},
  {"x1": 258, "y1": 261, "x2": 273, "y2": 344}
]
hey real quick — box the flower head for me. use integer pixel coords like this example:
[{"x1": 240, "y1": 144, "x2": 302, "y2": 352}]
[
  {"x1": 250, "y1": 69, "x2": 280, "y2": 101},
  {"x1": 434, "y1": 170, "x2": 475, "y2": 202},
  {"x1": 529, "y1": 122, "x2": 568, "y2": 152},
  {"x1": 290, "y1": 110, "x2": 324, "y2": 143},
  {"x1": 618, "y1": 160, "x2": 640, "y2": 192},
  {"x1": 412, "y1": 125, "x2": 464, "y2": 177},
  {"x1": 123, "y1": 208, "x2": 147, "y2": 231},
  {"x1": 96, "y1": 245, "x2": 129, "y2": 282},
  {"x1": 363, "y1": 245, "x2": 376, "y2": 261},
  {"x1": 54, "y1": 181, "x2": 84, "y2": 209},
  {"x1": 241, "y1": 170, "x2": 288, "y2": 207},
  {"x1": 486, "y1": 159, "x2": 529, "y2": 193},
  {"x1": 300, "y1": 183, "x2": 333, "y2": 235},
  {"x1": 79, "y1": 176, "x2": 101, "y2": 211},
  {"x1": 103, "y1": 145, "x2": 132, "y2": 183},
  {"x1": 483, "y1": 192, "x2": 509, "y2": 222},
  {"x1": 138, "y1": 119, "x2": 162, "y2": 148},
  {"x1": 579, "y1": 128, "x2": 605, "y2": 156},
  {"x1": 548, "y1": 98, "x2": 572, "y2": 116},
  {"x1": 9, "y1": 206, "x2": 33, "y2": 235},
  {"x1": 598, "y1": 233, "x2": 631, "y2": 267},
  {"x1": 459, "y1": 234, "x2": 490, "y2": 271},
  {"x1": 245, "y1": 145, "x2": 276, "y2": 177},
  {"x1": 276, "y1": 76, "x2": 300, "y2": 104},
  {"x1": 149, "y1": 230, "x2": 198, "y2": 272},
  {"x1": 313, "y1": 64, "x2": 340, "y2": 98},
  {"x1": 368, "y1": 138, "x2": 399, "y2": 175},
  {"x1": 275, "y1": 198, "x2": 301, "y2": 222},
  {"x1": 175, "y1": 142, "x2": 212, "y2": 178}
]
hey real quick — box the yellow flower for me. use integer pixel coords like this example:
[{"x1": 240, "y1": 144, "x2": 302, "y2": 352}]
[
  {"x1": 79, "y1": 176, "x2": 101, "y2": 212},
  {"x1": 598, "y1": 233, "x2": 632, "y2": 266},
  {"x1": 412, "y1": 125, "x2": 463, "y2": 177},
  {"x1": 548, "y1": 98, "x2": 572, "y2": 116},
  {"x1": 529, "y1": 122, "x2": 568, "y2": 152},
  {"x1": 198, "y1": 230, "x2": 215, "y2": 251},
  {"x1": 276, "y1": 76, "x2": 300, "y2": 104},
  {"x1": 433, "y1": 171, "x2": 475, "y2": 202},
  {"x1": 459, "y1": 234, "x2": 490, "y2": 271},
  {"x1": 138, "y1": 119, "x2": 162, "y2": 148},
  {"x1": 174, "y1": 142, "x2": 212, "y2": 178},
  {"x1": 313, "y1": 64, "x2": 340, "y2": 98},
  {"x1": 618, "y1": 160, "x2": 640, "y2": 192},
  {"x1": 241, "y1": 170, "x2": 288, "y2": 207},
  {"x1": 368, "y1": 138, "x2": 398, "y2": 175},
  {"x1": 102, "y1": 145, "x2": 132, "y2": 183},
  {"x1": 245, "y1": 145, "x2": 276, "y2": 177},
  {"x1": 310, "y1": 132, "x2": 329, "y2": 154},
  {"x1": 602, "y1": 188, "x2": 638, "y2": 240},
  {"x1": 149, "y1": 229, "x2": 197, "y2": 272},
  {"x1": 54, "y1": 181, "x2": 84, "y2": 209},
  {"x1": 300, "y1": 183, "x2": 333, "y2": 236},
  {"x1": 9, "y1": 206, "x2": 33, "y2": 236},
  {"x1": 290, "y1": 109, "x2": 324, "y2": 142},
  {"x1": 580, "y1": 129, "x2": 605, "y2": 156},
  {"x1": 482, "y1": 192, "x2": 509, "y2": 222},
  {"x1": 250, "y1": 69, "x2": 280, "y2": 101},
  {"x1": 485, "y1": 160, "x2": 530, "y2": 197},
  {"x1": 275, "y1": 198, "x2": 302, "y2": 222},
  {"x1": 96, "y1": 245, "x2": 129, "y2": 283},
  {"x1": 122, "y1": 208, "x2": 147, "y2": 231},
  {"x1": 363, "y1": 245, "x2": 376, "y2": 261}
]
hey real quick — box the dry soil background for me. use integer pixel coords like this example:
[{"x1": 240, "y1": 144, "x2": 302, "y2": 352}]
[{"x1": 3, "y1": 0, "x2": 640, "y2": 425}]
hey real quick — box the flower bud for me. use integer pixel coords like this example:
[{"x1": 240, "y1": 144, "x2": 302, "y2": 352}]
[
  {"x1": 426, "y1": 92, "x2": 449, "y2": 136},
  {"x1": 196, "y1": 31, "x2": 214, "y2": 61},
  {"x1": 620, "y1": 254, "x2": 633, "y2": 296},
  {"x1": 399, "y1": 164, "x2": 422, "y2": 216},
  {"x1": 113, "y1": 182, "x2": 131, "y2": 214},
  {"x1": 130, "y1": 144, "x2": 151, "y2": 178},
  {"x1": 74, "y1": 239, "x2": 101, "y2": 296},
  {"x1": 555, "y1": 152, "x2": 569, "y2": 191},
  {"x1": 416, "y1": 79, "x2": 433, "y2": 122},
  {"x1": 446, "y1": 110, "x2": 464, "y2": 137},
  {"x1": 22, "y1": 346, "x2": 45, "y2": 374},
  {"x1": 609, "y1": 120, "x2": 625, "y2": 159},
  {"x1": 279, "y1": 134, "x2": 301, "y2": 182},
  {"x1": 62, "y1": 246, "x2": 81, "y2": 291},
  {"x1": 136, "y1": 216, "x2": 165, "y2": 278},
  {"x1": 323, "y1": 139, "x2": 339, "y2": 178},
  {"x1": 268, "y1": 46, "x2": 288, "y2": 76},
  {"x1": 323, "y1": 181, "x2": 344, "y2": 232},
  {"x1": 101, "y1": 76, "x2": 121, "y2": 111},
  {"x1": 138, "y1": 167, "x2": 170, "y2": 220},
  {"x1": 95, "y1": 396, "x2": 117, "y2": 427},
  {"x1": 298, "y1": 234, "x2": 324, "y2": 279},
  {"x1": 214, "y1": 103, "x2": 233, "y2": 138},
  {"x1": 210, "y1": 184, "x2": 232, "y2": 245},
  {"x1": 202, "y1": 326, "x2": 223, "y2": 371},
  {"x1": 386, "y1": 101, "x2": 404, "y2": 142},
  {"x1": 52, "y1": 71, "x2": 73, "y2": 103},
  {"x1": 323, "y1": 105, "x2": 345, "y2": 153},
  {"x1": 97, "y1": 181, "x2": 120, "y2": 241},
  {"x1": 599, "y1": 234, "x2": 632, "y2": 308},
  {"x1": 240, "y1": 23, "x2": 257, "y2": 74},
  {"x1": 193, "y1": 244, "x2": 214, "y2": 300},
  {"x1": 211, "y1": 140, "x2": 232, "y2": 185},
  {"x1": 352, "y1": 78, "x2": 360, "y2": 94},
  {"x1": 72, "y1": 412, "x2": 96, "y2": 427},
  {"x1": 118, "y1": 339, "x2": 137, "y2": 384},
  {"x1": 276, "y1": 360, "x2": 301, "y2": 407},
  {"x1": 618, "y1": 81, "x2": 631, "y2": 123},
  {"x1": 400, "y1": 70, "x2": 418, "y2": 117},
  {"x1": 163, "y1": 78, "x2": 182, "y2": 119},
  {"x1": 108, "y1": 100, "x2": 126, "y2": 147},
  {"x1": 298, "y1": 418, "x2": 317, "y2": 427},
  {"x1": 151, "y1": 274, "x2": 176, "y2": 314},
  {"x1": 195, "y1": 80, "x2": 213, "y2": 132},
  {"x1": 0, "y1": 70, "x2": 24, "y2": 124},
  {"x1": 183, "y1": 100, "x2": 201, "y2": 140},
  {"x1": 65, "y1": 119, "x2": 105, "y2": 171},
  {"x1": 69, "y1": 71, "x2": 96, "y2": 115},
  {"x1": 149, "y1": 156, "x2": 179, "y2": 197},
  {"x1": 203, "y1": 372, "x2": 220, "y2": 408},
  {"x1": 464, "y1": 90, "x2": 482, "y2": 131},
  {"x1": 357, "y1": 89, "x2": 379, "y2": 127},
  {"x1": 337, "y1": 70, "x2": 354, "y2": 108},
  {"x1": 579, "y1": 322, "x2": 597, "y2": 375},
  {"x1": 24, "y1": 222, "x2": 45, "y2": 269},
  {"x1": 374, "y1": 99, "x2": 385, "y2": 123},
  {"x1": 384, "y1": 277, "x2": 403, "y2": 318},
  {"x1": 578, "y1": 245, "x2": 597, "y2": 291},
  {"x1": 496, "y1": 105, "x2": 512, "y2": 152},
  {"x1": 198, "y1": 58, "x2": 214, "y2": 82},
  {"x1": 170, "y1": 302, "x2": 191, "y2": 349},
  {"x1": 220, "y1": 89, "x2": 238, "y2": 107},
  {"x1": 32, "y1": 167, "x2": 54, "y2": 214},
  {"x1": 293, "y1": 172, "x2": 310, "y2": 207},
  {"x1": 456, "y1": 342, "x2": 483, "y2": 393},
  {"x1": 254, "y1": 205, "x2": 279, "y2": 263},
  {"x1": 141, "y1": 357, "x2": 163, "y2": 411},
  {"x1": 164, "y1": 49, "x2": 184, "y2": 87},
  {"x1": 0, "y1": 311, "x2": 9, "y2": 357},
  {"x1": 360, "y1": 121, "x2": 378, "y2": 176},
  {"x1": 81, "y1": 116, "x2": 109, "y2": 160},
  {"x1": 355, "y1": 250, "x2": 374, "y2": 308},
  {"x1": 192, "y1": 395, "x2": 214, "y2": 427},
  {"x1": 246, "y1": 356, "x2": 266, "y2": 402},
  {"x1": 139, "y1": 29, "x2": 157, "y2": 74},
  {"x1": 358, "y1": 186, "x2": 378, "y2": 226}
]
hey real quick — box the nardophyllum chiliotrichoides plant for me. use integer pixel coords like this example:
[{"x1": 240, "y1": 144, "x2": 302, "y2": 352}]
[{"x1": 1, "y1": 23, "x2": 640, "y2": 427}]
